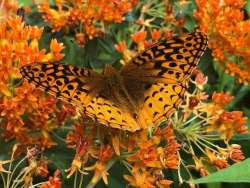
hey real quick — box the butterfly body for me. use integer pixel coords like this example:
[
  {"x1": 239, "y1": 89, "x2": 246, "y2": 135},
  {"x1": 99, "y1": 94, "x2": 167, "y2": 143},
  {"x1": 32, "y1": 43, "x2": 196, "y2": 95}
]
[{"x1": 20, "y1": 31, "x2": 208, "y2": 132}]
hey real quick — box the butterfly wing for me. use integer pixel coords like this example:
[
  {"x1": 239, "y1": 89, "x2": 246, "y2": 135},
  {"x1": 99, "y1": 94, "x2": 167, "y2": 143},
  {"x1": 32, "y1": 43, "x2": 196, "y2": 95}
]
[
  {"x1": 138, "y1": 82, "x2": 186, "y2": 127},
  {"x1": 121, "y1": 31, "x2": 208, "y2": 84},
  {"x1": 122, "y1": 31, "x2": 208, "y2": 128},
  {"x1": 83, "y1": 95, "x2": 140, "y2": 131},
  {"x1": 20, "y1": 62, "x2": 104, "y2": 105},
  {"x1": 20, "y1": 62, "x2": 140, "y2": 131}
]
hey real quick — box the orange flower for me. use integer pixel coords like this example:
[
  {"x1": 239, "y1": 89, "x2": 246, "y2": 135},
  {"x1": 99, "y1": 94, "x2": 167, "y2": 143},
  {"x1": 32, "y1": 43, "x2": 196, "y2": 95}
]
[
  {"x1": 42, "y1": 39, "x2": 64, "y2": 62},
  {"x1": 85, "y1": 145, "x2": 114, "y2": 185},
  {"x1": 215, "y1": 111, "x2": 248, "y2": 139},
  {"x1": 135, "y1": 145, "x2": 161, "y2": 168},
  {"x1": 40, "y1": 170, "x2": 62, "y2": 188},
  {"x1": 65, "y1": 124, "x2": 91, "y2": 178},
  {"x1": 158, "y1": 126, "x2": 180, "y2": 169},
  {"x1": 75, "y1": 32, "x2": 86, "y2": 46},
  {"x1": 228, "y1": 144, "x2": 245, "y2": 162},
  {"x1": 151, "y1": 29, "x2": 161, "y2": 41},
  {"x1": 131, "y1": 30, "x2": 147, "y2": 51},
  {"x1": 123, "y1": 165, "x2": 155, "y2": 188},
  {"x1": 212, "y1": 92, "x2": 233, "y2": 106},
  {"x1": 114, "y1": 41, "x2": 127, "y2": 53},
  {"x1": 131, "y1": 30, "x2": 147, "y2": 44},
  {"x1": 38, "y1": 3, "x2": 68, "y2": 32},
  {"x1": 0, "y1": 14, "x2": 69, "y2": 152},
  {"x1": 193, "y1": 68, "x2": 208, "y2": 88},
  {"x1": 99, "y1": 145, "x2": 114, "y2": 162},
  {"x1": 206, "y1": 149, "x2": 228, "y2": 169},
  {"x1": 87, "y1": 161, "x2": 110, "y2": 185},
  {"x1": 124, "y1": 165, "x2": 172, "y2": 188}
]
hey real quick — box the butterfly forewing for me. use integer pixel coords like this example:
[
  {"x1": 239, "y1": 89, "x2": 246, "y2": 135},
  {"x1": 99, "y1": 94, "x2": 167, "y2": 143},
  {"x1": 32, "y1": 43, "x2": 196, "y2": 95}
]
[
  {"x1": 121, "y1": 31, "x2": 208, "y2": 84},
  {"x1": 20, "y1": 62, "x2": 104, "y2": 105}
]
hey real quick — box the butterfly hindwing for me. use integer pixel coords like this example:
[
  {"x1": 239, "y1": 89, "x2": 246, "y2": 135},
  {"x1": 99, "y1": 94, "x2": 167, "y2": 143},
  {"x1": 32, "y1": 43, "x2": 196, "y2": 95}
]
[
  {"x1": 139, "y1": 82, "x2": 186, "y2": 127},
  {"x1": 83, "y1": 96, "x2": 140, "y2": 131}
]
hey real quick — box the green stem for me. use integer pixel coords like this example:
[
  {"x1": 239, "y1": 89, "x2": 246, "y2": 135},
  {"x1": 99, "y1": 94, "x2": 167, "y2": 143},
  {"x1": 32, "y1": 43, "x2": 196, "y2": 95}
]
[
  {"x1": 0, "y1": 173, "x2": 6, "y2": 188},
  {"x1": 121, "y1": 160, "x2": 133, "y2": 173},
  {"x1": 78, "y1": 173, "x2": 84, "y2": 188},
  {"x1": 29, "y1": 182, "x2": 48, "y2": 188},
  {"x1": 74, "y1": 171, "x2": 78, "y2": 188},
  {"x1": 8, "y1": 157, "x2": 27, "y2": 188},
  {"x1": 195, "y1": 139, "x2": 219, "y2": 154}
]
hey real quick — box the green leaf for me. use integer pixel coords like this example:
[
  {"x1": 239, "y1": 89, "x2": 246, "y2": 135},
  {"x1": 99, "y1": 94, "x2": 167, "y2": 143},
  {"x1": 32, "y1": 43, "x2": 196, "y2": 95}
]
[
  {"x1": 207, "y1": 183, "x2": 221, "y2": 188},
  {"x1": 184, "y1": 16, "x2": 196, "y2": 32},
  {"x1": 245, "y1": 1, "x2": 250, "y2": 13},
  {"x1": 18, "y1": 0, "x2": 33, "y2": 6},
  {"x1": 193, "y1": 158, "x2": 250, "y2": 184}
]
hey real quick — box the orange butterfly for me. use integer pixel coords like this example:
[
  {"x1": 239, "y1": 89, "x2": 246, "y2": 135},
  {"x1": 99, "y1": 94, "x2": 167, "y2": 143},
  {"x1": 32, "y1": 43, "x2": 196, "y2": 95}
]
[{"x1": 20, "y1": 31, "x2": 208, "y2": 132}]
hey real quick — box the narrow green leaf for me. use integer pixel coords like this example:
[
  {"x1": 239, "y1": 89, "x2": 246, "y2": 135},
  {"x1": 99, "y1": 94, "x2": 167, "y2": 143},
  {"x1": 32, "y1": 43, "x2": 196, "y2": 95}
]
[
  {"x1": 18, "y1": 0, "x2": 33, "y2": 6},
  {"x1": 245, "y1": 0, "x2": 250, "y2": 13},
  {"x1": 207, "y1": 183, "x2": 221, "y2": 188},
  {"x1": 193, "y1": 158, "x2": 250, "y2": 184}
]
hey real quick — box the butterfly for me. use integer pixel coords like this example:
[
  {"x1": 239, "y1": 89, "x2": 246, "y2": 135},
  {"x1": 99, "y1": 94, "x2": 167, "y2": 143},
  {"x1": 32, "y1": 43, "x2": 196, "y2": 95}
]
[{"x1": 20, "y1": 31, "x2": 208, "y2": 132}]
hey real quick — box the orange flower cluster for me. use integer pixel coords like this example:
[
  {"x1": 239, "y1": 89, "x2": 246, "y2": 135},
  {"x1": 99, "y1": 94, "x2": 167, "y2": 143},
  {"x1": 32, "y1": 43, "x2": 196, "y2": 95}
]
[
  {"x1": 40, "y1": 170, "x2": 62, "y2": 188},
  {"x1": 0, "y1": 15, "x2": 75, "y2": 153},
  {"x1": 208, "y1": 92, "x2": 248, "y2": 139},
  {"x1": 173, "y1": 73, "x2": 248, "y2": 177},
  {"x1": 37, "y1": 0, "x2": 138, "y2": 45},
  {"x1": 64, "y1": 123, "x2": 180, "y2": 187},
  {"x1": 195, "y1": 0, "x2": 250, "y2": 84}
]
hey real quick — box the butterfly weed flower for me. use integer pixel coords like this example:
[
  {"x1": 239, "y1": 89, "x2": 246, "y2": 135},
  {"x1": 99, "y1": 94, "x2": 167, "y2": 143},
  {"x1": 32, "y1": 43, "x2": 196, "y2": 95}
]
[
  {"x1": 39, "y1": 170, "x2": 62, "y2": 188},
  {"x1": 131, "y1": 30, "x2": 147, "y2": 51},
  {"x1": 0, "y1": 144, "x2": 54, "y2": 188},
  {"x1": 195, "y1": 0, "x2": 250, "y2": 84},
  {"x1": 124, "y1": 164, "x2": 173, "y2": 188},
  {"x1": 0, "y1": 11, "x2": 74, "y2": 154},
  {"x1": 114, "y1": 40, "x2": 133, "y2": 63},
  {"x1": 65, "y1": 124, "x2": 92, "y2": 178},
  {"x1": 37, "y1": 0, "x2": 139, "y2": 45},
  {"x1": 85, "y1": 145, "x2": 114, "y2": 185},
  {"x1": 151, "y1": 29, "x2": 162, "y2": 41}
]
